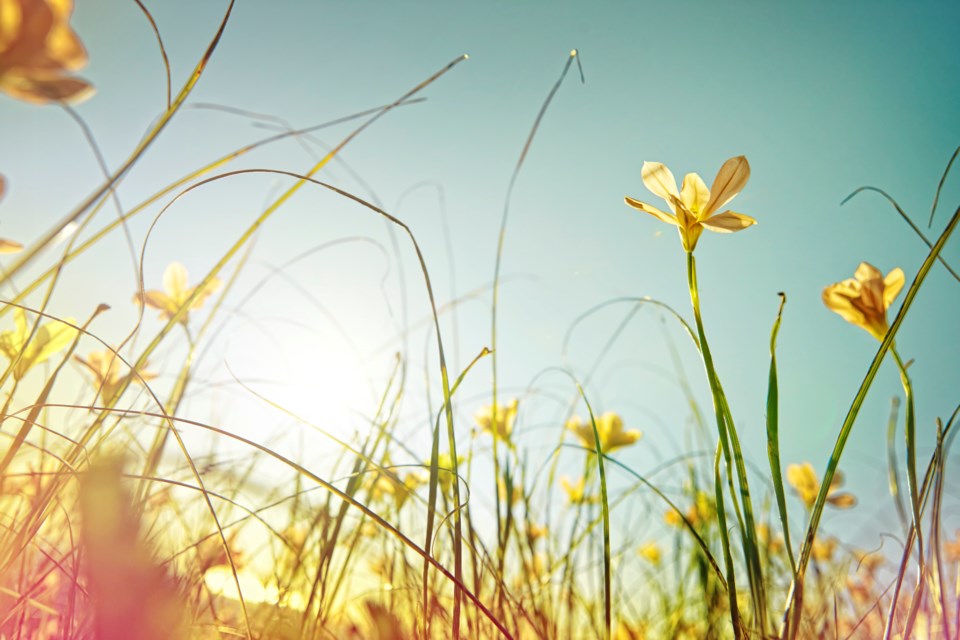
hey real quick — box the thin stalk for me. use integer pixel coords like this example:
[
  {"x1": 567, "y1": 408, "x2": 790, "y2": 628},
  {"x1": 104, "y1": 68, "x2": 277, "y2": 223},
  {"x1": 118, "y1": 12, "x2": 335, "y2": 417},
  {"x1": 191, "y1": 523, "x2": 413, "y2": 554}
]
[{"x1": 686, "y1": 251, "x2": 764, "y2": 637}]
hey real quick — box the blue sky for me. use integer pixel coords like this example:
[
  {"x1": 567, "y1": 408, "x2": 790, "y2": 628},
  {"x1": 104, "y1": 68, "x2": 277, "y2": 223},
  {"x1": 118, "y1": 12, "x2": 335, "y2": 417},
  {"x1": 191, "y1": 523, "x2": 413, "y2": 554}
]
[{"x1": 2, "y1": 0, "x2": 959, "y2": 548}]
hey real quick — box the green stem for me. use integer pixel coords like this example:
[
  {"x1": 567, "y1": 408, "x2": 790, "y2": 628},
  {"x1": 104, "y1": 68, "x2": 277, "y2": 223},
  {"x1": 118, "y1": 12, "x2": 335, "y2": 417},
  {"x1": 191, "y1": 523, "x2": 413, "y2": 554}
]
[{"x1": 686, "y1": 252, "x2": 750, "y2": 638}]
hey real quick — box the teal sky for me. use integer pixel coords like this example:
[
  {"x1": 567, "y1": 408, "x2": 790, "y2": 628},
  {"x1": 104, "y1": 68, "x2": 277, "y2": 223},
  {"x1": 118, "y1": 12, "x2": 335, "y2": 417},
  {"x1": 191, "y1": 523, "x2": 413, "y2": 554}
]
[{"x1": 2, "y1": 1, "x2": 959, "y2": 549}]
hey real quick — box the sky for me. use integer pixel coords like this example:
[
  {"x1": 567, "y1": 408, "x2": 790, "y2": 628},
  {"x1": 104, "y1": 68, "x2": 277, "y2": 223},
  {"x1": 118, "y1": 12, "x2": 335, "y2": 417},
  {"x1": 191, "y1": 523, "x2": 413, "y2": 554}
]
[{"x1": 1, "y1": 0, "x2": 959, "y2": 551}]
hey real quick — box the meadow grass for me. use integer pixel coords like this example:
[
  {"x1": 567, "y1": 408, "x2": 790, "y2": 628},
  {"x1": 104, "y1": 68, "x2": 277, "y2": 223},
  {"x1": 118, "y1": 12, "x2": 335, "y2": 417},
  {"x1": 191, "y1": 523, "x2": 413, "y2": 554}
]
[{"x1": 1, "y1": 2, "x2": 960, "y2": 639}]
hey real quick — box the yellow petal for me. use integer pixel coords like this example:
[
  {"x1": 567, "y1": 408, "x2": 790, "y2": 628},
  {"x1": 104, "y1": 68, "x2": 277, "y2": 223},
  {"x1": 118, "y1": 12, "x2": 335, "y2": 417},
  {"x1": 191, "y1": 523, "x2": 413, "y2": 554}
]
[
  {"x1": 134, "y1": 290, "x2": 175, "y2": 317},
  {"x1": 641, "y1": 162, "x2": 679, "y2": 210},
  {"x1": 826, "y1": 492, "x2": 857, "y2": 509},
  {"x1": 853, "y1": 262, "x2": 882, "y2": 284},
  {"x1": 680, "y1": 173, "x2": 710, "y2": 216},
  {"x1": 163, "y1": 262, "x2": 189, "y2": 298},
  {"x1": 13, "y1": 308, "x2": 28, "y2": 343},
  {"x1": 822, "y1": 281, "x2": 868, "y2": 328},
  {"x1": 0, "y1": 0, "x2": 23, "y2": 53},
  {"x1": 624, "y1": 196, "x2": 678, "y2": 226},
  {"x1": 699, "y1": 211, "x2": 757, "y2": 233},
  {"x1": 882, "y1": 267, "x2": 905, "y2": 309},
  {"x1": 187, "y1": 276, "x2": 222, "y2": 311},
  {"x1": 0, "y1": 238, "x2": 23, "y2": 254},
  {"x1": 30, "y1": 317, "x2": 78, "y2": 367},
  {"x1": 704, "y1": 156, "x2": 750, "y2": 217},
  {"x1": 45, "y1": 0, "x2": 88, "y2": 71},
  {"x1": 0, "y1": 73, "x2": 94, "y2": 104}
]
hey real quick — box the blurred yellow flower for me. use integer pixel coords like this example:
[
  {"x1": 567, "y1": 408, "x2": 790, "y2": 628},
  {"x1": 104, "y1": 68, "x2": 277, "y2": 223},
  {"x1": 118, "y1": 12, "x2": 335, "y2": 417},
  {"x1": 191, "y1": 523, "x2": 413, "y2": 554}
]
[
  {"x1": 526, "y1": 522, "x2": 547, "y2": 545},
  {"x1": 822, "y1": 262, "x2": 905, "y2": 341},
  {"x1": 429, "y1": 453, "x2": 465, "y2": 496},
  {"x1": 74, "y1": 348, "x2": 156, "y2": 401},
  {"x1": 474, "y1": 398, "x2": 518, "y2": 444},
  {"x1": 0, "y1": 308, "x2": 76, "y2": 379},
  {"x1": 561, "y1": 475, "x2": 590, "y2": 505},
  {"x1": 371, "y1": 470, "x2": 425, "y2": 510},
  {"x1": 497, "y1": 475, "x2": 522, "y2": 506},
  {"x1": 811, "y1": 536, "x2": 837, "y2": 562},
  {"x1": 665, "y1": 490, "x2": 715, "y2": 529},
  {"x1": 756, "y1": 524, "x2": 784, "y2": 554},
  {"x1": 0, "y1": 0, "x2": 93, "y2": 103},
  {"x1": 786, "y1": 462, "x2": 856, "y2": 510},
  {"x1": 625, "y1": 156, "x2": 756, "y2": 253},
  {"x1": 196, "y1": 529, "x2": 246, "y2": 572},
  {"x1": 638, "y1": 542, "x2": 661, "y2": 565},
  {"x1": 944, "y1": 530, "x2": 960, "y2": 563},
  {"x1": 134, "y1": 262, "x2": 221, "y2": 324},
  {"x1": 566, "y1": 412, "x2": 641, "y2": 454}
]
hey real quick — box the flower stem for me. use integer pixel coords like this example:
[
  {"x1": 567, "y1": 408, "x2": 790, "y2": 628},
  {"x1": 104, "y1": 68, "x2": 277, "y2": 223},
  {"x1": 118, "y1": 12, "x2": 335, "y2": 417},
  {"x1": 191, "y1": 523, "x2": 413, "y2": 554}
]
[{"x1": 686, "y1": 252, "x2": 767, "y2": 638}]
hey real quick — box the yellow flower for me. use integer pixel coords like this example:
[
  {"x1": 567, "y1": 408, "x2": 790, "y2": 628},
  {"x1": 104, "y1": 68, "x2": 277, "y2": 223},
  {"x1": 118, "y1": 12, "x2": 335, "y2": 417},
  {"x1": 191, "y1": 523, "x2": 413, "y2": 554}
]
[
  {"x1": 822, "y1": 262, "x2": 905, "y2": 341},
  {"x1": 526, "y1": 522, "x2": 547, "y2": 545},
  {"x1": 561, "y1": 475, "x2": 591, "y2": 504},
  {"x1": 811, "y1": 536, "x2": 837, "y2": 562},
  {"x1": 428, "y1": 453, "x2": 465, "y2": 496},
  {"x1": 566, "y1": 412, "x2": 641, "y2": 454},
  {"x1": 786, "y1": 462, "x2": 856, "y2": 510},
  {"x1": 625, "y1": 156, "x2": 756, "y2": 253},
  {"x1": 0, "y1": 0, "x2": 93, "y2": 103},
  {"x1": 133, "y1": 262, "x2": 221, "y2": 324},
  {"x1": 497, "y1": 475, "x2": 522, "y2": 506},
  {"x1": 756, "y1": 524, "x2": 784, "y2": 554},
  {"x1": 0, "y1": 175, "x2": 23, "y2": 254},
  {"x1": 370, "y1": 470, "x2": 425, "y2": 510},
  {"x1": 74, "y1": 348, "x2": 156, "y2": 401},
  {"x1": 474, "y1": 398, "x2": 518, "y2": 444},
  {"x1": 638, "y1": 542, "x2": 661, "y2": 565},
  {"x1": 0, "y1": 308, "x2": 77, "y2": 379},
  {"x1": 944, "y1": 530, "x2": 960, "y2": 563}
]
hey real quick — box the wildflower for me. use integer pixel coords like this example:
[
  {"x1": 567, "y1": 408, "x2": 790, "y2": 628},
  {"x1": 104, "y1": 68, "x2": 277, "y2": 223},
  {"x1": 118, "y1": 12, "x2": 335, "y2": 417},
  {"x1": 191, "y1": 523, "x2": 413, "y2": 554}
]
[
  {"x1": 638, "y1": 542, "x2": 661, "y2": 565},
  {"x1": 944, "y1": 530, "x2": 960, "y2": 563},
  {"x1": 0, "y1": 308, "x2": 77, "y2": 379},
  {"x1": 0, "y1": 0, "x2": 93, "y2": 103},
  {"x1": 786, "y1": 462, "x2": 856, "y2": 510},
  {"x1": 625, "y1": 156, "x2": 756, "y2": 253},
  {"x1": 822, "y1": 262, "x2": 905, "y2": 341},
  {"x1": 195, "y1": 529, "x2": 246, "y2": 572},
  {"x1": 282, "y1": 525, "x2": 307, "y2": 553},
  {"x1": 371, "y1": 470, "x2": 425, "y2": 510},
  {"x1": 756, "y1": 524, "x2": 784, "y2": 554},
  {"x1": 664, "y1": 490, "x2": 714, "y2": 529},
  {"x1": 811, "y1": 536, "x2": 837, "y2": 562},
  {"x1": 428, "y1": 453, "x2": 465, "y2": 496},
  {"x1": 474, "y1": 398, "x2": 518, "y2": 444},
  {"x1": 0, "y1": 175, "x2": 23, "y2": 253},
  {"x1": 74, "y1": 348, "x2": 156, "y2": 401},
  {"x1": 133, "y1": 262, "x2": 221, "y2": 324},
  {"x1": 497, "y1": 475, "x2": 522, "y2": 506},
  {"x1": 561, "y1": 475, "x2": 593, "y2": 505},
  {"x1": 526, "y1": 522, "x2": 547, "y2": 545},
  {"x1": 566, "y1": 412, "x2": 641, "y2": 454}
]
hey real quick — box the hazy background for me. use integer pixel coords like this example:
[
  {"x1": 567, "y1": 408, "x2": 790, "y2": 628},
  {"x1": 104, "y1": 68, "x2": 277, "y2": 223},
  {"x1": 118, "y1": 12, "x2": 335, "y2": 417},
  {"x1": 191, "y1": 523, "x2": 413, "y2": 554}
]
[{"x1": 1, "y1": 0, "x2": 959, "y2": 549}]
